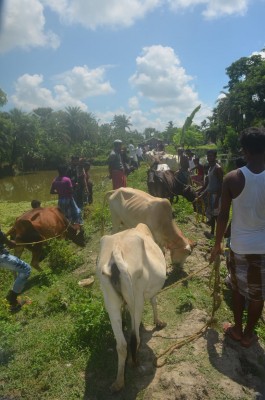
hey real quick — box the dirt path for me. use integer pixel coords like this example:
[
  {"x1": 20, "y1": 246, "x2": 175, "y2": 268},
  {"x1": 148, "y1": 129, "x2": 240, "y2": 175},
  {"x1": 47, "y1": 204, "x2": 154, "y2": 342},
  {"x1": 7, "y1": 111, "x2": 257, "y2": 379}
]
[{"x1": 82, "y1": 215, "x2": 265, "y2": 400}]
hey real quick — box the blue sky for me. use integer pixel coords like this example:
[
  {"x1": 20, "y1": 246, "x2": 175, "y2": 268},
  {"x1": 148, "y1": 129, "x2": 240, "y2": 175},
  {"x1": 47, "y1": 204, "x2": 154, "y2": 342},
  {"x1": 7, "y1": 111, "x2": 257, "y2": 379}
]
[{"x1": 0, "y1": 0, "x2": 264, "y2": 132}]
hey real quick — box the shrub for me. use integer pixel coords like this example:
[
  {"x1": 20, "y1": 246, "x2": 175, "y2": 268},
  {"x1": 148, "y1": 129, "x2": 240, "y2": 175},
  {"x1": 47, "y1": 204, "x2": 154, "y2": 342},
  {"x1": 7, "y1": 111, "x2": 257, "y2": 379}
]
[
  {"x1": 47, "y1": 240, "x2": 82, "y2": 273},
  {"x1": 43, "y1": 287, "x2": 68, "y2": 315},
  {"x1": 69, "y1": 292, "x2": 112, "y2": 351}
]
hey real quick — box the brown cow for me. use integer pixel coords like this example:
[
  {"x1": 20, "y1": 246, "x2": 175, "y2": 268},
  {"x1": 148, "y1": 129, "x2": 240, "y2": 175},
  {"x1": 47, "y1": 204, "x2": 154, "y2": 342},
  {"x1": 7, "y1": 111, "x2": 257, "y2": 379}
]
[
  {"x1": 7, "y1": 207, "x2": 85, "y2": 271},
  {"x1": 147, "y1": 165, "x2": 197, "y2": 204},
  {"x1": 105, "y1": 187, "x2": 195, "y2": 266}
]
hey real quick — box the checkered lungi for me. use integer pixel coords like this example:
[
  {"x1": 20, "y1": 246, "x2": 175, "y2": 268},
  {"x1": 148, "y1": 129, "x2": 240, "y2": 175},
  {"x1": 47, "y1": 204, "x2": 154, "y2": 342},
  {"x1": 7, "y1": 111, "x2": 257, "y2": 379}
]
[{"x1": 228, "y1": 250, "x2": 265, "y2": 301}]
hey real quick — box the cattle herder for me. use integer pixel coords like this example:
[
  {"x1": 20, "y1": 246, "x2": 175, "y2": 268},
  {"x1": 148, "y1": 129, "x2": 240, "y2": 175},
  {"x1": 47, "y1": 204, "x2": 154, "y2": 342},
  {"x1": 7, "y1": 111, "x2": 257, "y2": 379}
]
[
  {"x1": 108, "y1": 139, "x2": 127, "y2": 189},
  {"x1": 197, "y1": 150, "x2": 223, "y2": 239},
  {"x1": 0, "y1": 227, "x2": 31, "y2": 311},
  {"x1": 210, "y1": 127, "x2": 265, "y2": 348}
]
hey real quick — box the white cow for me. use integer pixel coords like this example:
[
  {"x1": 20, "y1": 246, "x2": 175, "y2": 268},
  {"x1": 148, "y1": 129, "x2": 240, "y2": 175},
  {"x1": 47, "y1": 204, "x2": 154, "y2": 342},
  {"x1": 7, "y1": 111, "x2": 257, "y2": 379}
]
[
  {"x1": 97, "y1": 223, "x2": 167, "y2": 392},
  {"x1": 105, "y1": 187, "x2": 194, "y2": 266},
  {"x1": 144, "y1": 151, "x2": 179, "y2": 171},
  {"x1": 160, "y1": 154, "x2": 179, "y2": 171},
  {"x1": 144, "y1": 150, "x2": 161, "y2": 165}
]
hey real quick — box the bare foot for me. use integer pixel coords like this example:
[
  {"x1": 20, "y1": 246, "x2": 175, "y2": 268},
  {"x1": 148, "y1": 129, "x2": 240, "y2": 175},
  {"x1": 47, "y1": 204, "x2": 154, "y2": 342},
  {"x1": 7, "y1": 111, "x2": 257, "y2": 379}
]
[
  {"x1": 223, "y1": 322, "x2": 242, "y2": 341},
  {"x1": 240, "y1": 333, "x2": 258, "y2": 348}
]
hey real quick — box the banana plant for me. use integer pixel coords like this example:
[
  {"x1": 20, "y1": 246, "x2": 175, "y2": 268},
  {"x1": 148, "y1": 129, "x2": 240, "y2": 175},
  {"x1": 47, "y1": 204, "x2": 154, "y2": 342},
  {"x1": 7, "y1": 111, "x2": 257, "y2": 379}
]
[{"x1": 180, "y1": 104, "x2": 201, "y2": 147}]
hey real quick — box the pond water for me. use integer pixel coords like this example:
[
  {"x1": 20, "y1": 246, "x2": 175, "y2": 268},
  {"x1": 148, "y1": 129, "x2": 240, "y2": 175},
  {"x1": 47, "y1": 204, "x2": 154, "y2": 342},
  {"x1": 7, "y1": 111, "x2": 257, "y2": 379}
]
[
  {"x1": 0, "y1": 166, "x2": 108, "y2": 203},
  {"x1": 0, "y1": 158, "x2": 238, "y2": 203}
]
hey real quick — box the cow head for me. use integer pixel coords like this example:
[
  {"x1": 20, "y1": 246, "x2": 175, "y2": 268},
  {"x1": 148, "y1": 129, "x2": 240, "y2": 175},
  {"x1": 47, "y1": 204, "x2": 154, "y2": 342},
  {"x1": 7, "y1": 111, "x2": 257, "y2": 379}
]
[
  {"x1": 182, "y1": 185, "x2": 197, "y2": 203},
  {"x1": 167, "y1": 239, "x2": 196, "y2": 267},
  {"x1": 66, "y1": 226, "x2": 86, "y2": 247}
]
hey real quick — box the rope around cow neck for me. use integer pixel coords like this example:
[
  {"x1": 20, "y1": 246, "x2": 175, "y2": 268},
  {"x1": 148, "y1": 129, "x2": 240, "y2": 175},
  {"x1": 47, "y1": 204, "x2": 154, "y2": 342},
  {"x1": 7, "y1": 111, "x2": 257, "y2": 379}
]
[{"x1": 154, "y1": 255, "x2": 222, "y2": 367}]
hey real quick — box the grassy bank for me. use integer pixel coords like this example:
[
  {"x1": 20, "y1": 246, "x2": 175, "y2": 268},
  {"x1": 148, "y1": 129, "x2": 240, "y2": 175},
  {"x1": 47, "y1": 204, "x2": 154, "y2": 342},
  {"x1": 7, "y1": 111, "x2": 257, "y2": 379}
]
[{"x1": 0, "y1": 164, "x2": 264, "y2": 400}]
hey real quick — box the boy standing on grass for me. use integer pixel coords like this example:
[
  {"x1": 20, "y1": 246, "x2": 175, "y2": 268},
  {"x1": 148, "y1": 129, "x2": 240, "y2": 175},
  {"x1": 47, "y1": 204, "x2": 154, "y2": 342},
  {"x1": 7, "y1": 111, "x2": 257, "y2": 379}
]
[{"x1": 210, "y1": 127, "x2": 265, "y2": 348}]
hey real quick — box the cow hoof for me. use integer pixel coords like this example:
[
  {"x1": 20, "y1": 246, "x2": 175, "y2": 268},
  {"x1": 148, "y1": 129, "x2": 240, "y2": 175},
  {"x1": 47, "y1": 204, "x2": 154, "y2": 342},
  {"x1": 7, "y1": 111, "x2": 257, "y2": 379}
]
[
  {"x1": 155, "y1": 321, "x2": 167, "y2": 330},
  {"x1": 110, "y1": 381, "x2": 124, "y2": 393}
]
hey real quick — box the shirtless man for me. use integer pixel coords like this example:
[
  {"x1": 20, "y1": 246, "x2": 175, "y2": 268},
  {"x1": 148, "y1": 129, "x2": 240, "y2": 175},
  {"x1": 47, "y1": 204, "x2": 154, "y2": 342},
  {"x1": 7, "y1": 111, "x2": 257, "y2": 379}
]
[
  {"x1": 210, "y1": 127, "x2": 265, "y2": 348},
  {"x1": 198, "y1": 150, "x2": 223, "y2": 238}
]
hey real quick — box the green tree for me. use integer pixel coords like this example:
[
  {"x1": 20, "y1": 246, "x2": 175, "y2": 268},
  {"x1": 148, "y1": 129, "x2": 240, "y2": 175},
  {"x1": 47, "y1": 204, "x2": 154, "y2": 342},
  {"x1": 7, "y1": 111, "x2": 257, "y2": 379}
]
[
  {"x1": 0, "y1": 112, "x2": 13, "y2": 163},
  {"x1": 180, "y1": 105, "x2": 201, "y2": 147},
  {"x1": 163, "y1": 121, "x2": 178, "y2": 144},
  {"x1": 9, "y1": 108, "x2": 41, "y2": 169},
  {"x1": 111, "y1": 114, "x2": 132, "y2": 139},
  {"x1": 143, "y1": 127, "x2": 159, "y2": 139},
  {"x1": 223, "y1": 126, "x2": 239, "y2": 154},
  {"x1": 210, "y1": 51, "x2": 265, "y2": 149},
  {"x1": 0, "y1": 88, "x2": 7, "y2": 107}
]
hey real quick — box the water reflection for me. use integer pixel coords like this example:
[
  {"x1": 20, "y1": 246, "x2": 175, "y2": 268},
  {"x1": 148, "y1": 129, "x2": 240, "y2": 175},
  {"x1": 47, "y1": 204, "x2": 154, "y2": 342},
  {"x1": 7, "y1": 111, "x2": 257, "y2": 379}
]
[{"x1": 0, "y1": 167, "x2": 107, "y2": 202}]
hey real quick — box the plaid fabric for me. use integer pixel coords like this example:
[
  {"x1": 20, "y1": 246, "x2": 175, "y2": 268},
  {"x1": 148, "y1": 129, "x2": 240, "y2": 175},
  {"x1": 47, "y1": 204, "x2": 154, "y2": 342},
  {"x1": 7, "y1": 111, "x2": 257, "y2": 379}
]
[
  {"x1": 228, "y1": 249, "x2": 265, "y2": 301},
  {"x1": 206, "y1": 193, "x2": 221, "y2": 219}
]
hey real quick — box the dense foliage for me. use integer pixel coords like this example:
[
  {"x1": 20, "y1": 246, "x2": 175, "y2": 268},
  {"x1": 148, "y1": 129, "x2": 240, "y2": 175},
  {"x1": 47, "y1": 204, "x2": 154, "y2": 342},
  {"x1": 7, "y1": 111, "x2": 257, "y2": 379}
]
[{"x1": 204, "y1": 51, "x2": 265, "y2": 152}]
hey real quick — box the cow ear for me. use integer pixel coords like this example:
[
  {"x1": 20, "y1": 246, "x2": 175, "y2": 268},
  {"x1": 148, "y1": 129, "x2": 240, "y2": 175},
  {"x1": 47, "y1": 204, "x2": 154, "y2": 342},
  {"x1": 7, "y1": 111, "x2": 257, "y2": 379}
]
[{"x1": 189, "y1": 240, "x2": 197, "y2": 249}]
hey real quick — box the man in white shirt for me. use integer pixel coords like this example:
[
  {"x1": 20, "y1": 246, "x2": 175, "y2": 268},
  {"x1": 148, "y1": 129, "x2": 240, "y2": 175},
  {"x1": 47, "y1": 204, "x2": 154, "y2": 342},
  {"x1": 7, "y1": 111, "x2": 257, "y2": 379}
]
[
  {"x1": 210, "y1": 127, "x2": 265, "y2": 348},
  {"x1": 136, "y1": 145, "x2": 143, "y2": 166},
  {"x1": 128, "y1": 140, "x2": 138, "y2": 168}
]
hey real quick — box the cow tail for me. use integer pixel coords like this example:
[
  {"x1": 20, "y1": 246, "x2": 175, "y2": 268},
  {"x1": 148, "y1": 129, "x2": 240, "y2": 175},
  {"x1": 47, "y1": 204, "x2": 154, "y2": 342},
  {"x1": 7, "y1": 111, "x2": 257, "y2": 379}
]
[
  {"x1": 112, "y1": 245, "x2": 138, "y2": 364},
  {"x1": 110, "y1": 263, "x2": 121, "y2": 294},
  {"x1": 101, "y1": 190, "x2": 116, "y2": 236},
  {"x1": 130, "y1": 331, "x2": 137, "y2": 364}
]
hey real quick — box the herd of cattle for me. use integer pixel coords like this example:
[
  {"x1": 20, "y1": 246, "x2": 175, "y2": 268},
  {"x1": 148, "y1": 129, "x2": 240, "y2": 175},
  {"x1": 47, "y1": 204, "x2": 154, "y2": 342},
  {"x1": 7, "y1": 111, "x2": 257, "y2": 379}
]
[{"x1": 7, "y1": 155, "x2": 198, "y2": 392}]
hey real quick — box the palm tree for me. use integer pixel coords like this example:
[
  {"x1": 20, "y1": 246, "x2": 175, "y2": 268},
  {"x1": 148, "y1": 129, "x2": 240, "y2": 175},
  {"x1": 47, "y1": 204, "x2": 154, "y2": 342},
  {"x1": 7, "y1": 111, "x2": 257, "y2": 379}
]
[
  {"x1": 64, "y1": 106, "x2": 84, "y2": 143},
  {"x1": 111, "y1": 114, "x2": 132, "y2": 139}
]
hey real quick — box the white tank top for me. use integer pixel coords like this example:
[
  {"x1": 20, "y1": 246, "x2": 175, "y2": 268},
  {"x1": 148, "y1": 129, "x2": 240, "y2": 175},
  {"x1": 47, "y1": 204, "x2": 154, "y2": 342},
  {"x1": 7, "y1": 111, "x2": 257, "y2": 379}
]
[{"x1": 231, "y1": 166, "x2": 265, "y2": 254}]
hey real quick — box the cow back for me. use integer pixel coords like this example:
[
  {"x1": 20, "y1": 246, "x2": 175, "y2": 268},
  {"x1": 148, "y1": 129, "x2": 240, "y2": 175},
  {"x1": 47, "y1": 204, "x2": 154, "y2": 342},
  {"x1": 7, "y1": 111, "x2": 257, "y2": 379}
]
[{"x1": 108, "y1": 188, "x2": 192, "y2": 266}]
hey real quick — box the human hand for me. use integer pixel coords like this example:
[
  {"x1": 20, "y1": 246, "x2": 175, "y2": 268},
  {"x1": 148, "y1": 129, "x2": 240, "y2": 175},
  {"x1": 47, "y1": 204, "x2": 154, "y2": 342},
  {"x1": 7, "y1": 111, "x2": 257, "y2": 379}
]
[
  {"x1": 209, "y1": 243, "x2": 222, "y2": 264},
  {"x1": 7, "y1": 239, "x2": 17, "y2": 249}
]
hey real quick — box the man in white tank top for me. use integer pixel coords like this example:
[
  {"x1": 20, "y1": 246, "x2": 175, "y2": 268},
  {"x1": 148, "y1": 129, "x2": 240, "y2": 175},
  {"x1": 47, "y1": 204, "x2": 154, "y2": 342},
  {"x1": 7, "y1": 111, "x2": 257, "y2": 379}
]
[{"x1": 210, "y1": 127, "x2": 265, "y2": 348}]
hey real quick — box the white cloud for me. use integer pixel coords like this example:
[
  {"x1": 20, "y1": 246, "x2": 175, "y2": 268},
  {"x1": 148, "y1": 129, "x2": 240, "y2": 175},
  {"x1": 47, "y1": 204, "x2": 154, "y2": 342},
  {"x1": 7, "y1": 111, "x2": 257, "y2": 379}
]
[
  {"x1": 0, "y1": 0, "x2": 252, "y2": 53},
  {"x1": 44, "y1": 0, "x2": 161, "y2": 29},
  {"x1": 127, "y1": 45, "x2": 212, "y2": 130},
  {"x1": 128, "y1": 96, "x2": 140, "y2": 109},
  {"x1": 129, "y1": 109, "x2": 165, "y2": 131},
  {"x1": 95, "y1": 45, "x2": 210, "y2": 132},
  {"x1": 202, "y1": 0, "x2": 248, "y2": 19},
  {"x1": 55, "y1": 65, "x2": 115, "y2": 97},
  {"x1": 251, "y1": 50, "x2": 265, "y2": 59},
  {"x1": 45, "y1": 0, "x2": 251, "y2": 28},
  {"x1": 0, "y1": 0, "x2": 60, "y2": 53},
  {"x1": 11, "y1": 65, "x2": 114, "y2": 110},
  {"x1": 129, "y1": 45, "x2": 200, "y2": 114},
  {"x1": 167, "y1": 0, "x2": 249, "y2": 18}
]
